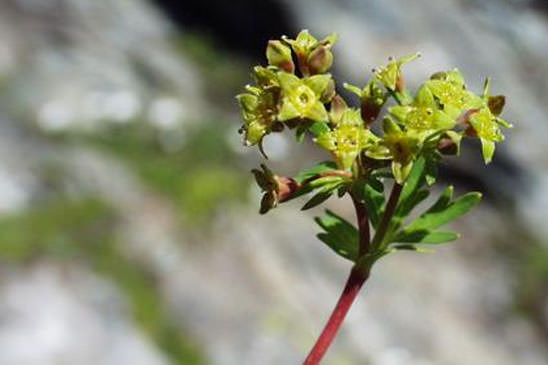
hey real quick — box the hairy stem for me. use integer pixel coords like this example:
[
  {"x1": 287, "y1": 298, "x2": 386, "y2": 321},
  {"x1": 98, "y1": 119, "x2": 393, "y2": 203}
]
[{"x1": 303, "y1": 267, "x2": 368, "y2": 365}]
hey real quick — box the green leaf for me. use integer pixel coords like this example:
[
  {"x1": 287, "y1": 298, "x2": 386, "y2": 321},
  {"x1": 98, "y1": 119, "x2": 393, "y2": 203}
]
[
  {"x1": 392, "y1": 244, "x2": 433, "y2": 253},
  {"x1": 360, "y1": 179, "x2": 385, "y2": 228},
  {"x1": 426, "y1": 185, "x2": 453, "y2": 214},
  {"x1": 395, "y1": 189, "x2": 429, "y2": 219},
  {"x1": 424, "y1": 154, "x2": 439, "y2": 185},
  {"x1": 405, "y1": 192, "x2": 482, "y2": 231},
  {"x1": 308, "y1": 176, "x2": 344, "y2": 189},
  {"x1": 309, "y1": 121, "x2": 330, "y2": 136},
  {"x1": 295, "y1": 125, "x2": 307, "y2": 143},
  {"x1": 398, "y1": 156, "x2": 425, "y2": 205},
  {"x1": 315, "y1": 210, "x2": 358, "y2": 261},
  {"x1": 371, "y1": 170, "x2": 394, "y2": 179},
  {"x1": 295, "y1": 161, "x2": 338, "y2": 183},
  {"x1": 302, "y1": 191, "x2": 333, "y2": 210},
  {"x1": 392, "y1": 229, "x2": 459, "y2": 244},
  {"x1": 389, "y1": 157, "x2": 427, "y2": 233},
  {"x1": 421, "y1": 231, "x2": 459, "y2": 243},
  {"x1": 388, "y1": 188, "x2": 430, "y2": 242},
  {"x1": 392, "y1": 244, "x2": 418, "y2": 251},
  {"x1": 301, "y1": 181, "x2": 342, "y2": 210}
]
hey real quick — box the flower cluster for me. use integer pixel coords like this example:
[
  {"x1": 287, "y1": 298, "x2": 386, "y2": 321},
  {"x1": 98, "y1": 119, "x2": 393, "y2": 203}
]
[
  {"x1": 237, "y1": 30, "x2": 512, "y2": 209},
  {"x1": 237, "y1": 30, "x2": 336, "y2": 149},
  {"x1": 236, "y1": 32, "x2": 514, "y2": 363}
]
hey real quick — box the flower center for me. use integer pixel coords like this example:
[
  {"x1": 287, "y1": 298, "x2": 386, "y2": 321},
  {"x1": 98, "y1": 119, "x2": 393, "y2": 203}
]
[{"x1": 295, "y1": 85, "x2": 316, "y2": 108}]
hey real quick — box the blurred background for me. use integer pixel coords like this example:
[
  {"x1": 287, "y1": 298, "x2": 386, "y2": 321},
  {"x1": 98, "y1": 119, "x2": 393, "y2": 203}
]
[{"x1": 0, "y1": 0, "x2": 548, "y2": 364}]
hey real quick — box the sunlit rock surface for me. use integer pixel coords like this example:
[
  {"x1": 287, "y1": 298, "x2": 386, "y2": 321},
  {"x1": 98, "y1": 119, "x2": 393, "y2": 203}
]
[
  {"x1": 0, "y1": 263, "x2": 167, "y2": 365},
  {"x1": 0, "y1": 0, "x2": 204, "y2": 132}
]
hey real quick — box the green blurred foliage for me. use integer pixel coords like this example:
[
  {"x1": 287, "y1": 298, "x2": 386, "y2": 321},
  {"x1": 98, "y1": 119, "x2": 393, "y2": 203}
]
[
  {"x1": 0, "y1": 30, "x2": 259, "y2": 364},
  {"x1": 57, "y1": 121, "x2": 249, "y2": 225},
  {"x1": 515, "y1": 241, "x2": 548, "y2": 337},
  {"x1": 0, "y1": 198, "x2": 206, "y2": 364}
]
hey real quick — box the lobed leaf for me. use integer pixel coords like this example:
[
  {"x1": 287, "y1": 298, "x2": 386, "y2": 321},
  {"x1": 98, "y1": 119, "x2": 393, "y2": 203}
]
[
  {"x1": 398, "y1": 156, "x2": 426, "y2": 205},
  {"x1": 362, "y1": 184, "x2": 385, "y2": 228},
  {"x1": 395, "y1": 189, "x2": 430, "y2": 220},
  {"x1": 392, "y1": 229, "x2": 459, "y2": 244},
  {"x1": 391, "y1": 244, "x2": 433, "y2": 253},
  {"x1": 425, "y1": 185, "x2": 453, "y2": 214},
  {"x1": 302, "y1": 191, "x2": 333, "y2": 210},
  {"x1": 405, "y1": 192, "x2": 482, "y2": 232},
  {"x1": 301, "y1": 180, "x2": 343, "y2": 210},
  {"x1": 315, "y1": 210, "x2": 358, "y2": 261}
]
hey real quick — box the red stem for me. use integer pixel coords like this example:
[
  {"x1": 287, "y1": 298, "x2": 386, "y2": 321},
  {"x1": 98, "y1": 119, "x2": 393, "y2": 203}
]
[
  {"x1": 303, "y1": 268, "x2": 368, "y2": 365},
  {"x1": 303, "y1": 183, "x2": 403, "y2": 364},
  {"x1": 304, "y1": 192, "x2": 370, "y2": 364}
]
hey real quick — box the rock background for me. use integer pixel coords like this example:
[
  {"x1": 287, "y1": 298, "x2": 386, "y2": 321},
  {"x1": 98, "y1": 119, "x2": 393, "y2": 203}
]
[{"x1": 0, "y1": 0, "x2": 548, "y2": 364}]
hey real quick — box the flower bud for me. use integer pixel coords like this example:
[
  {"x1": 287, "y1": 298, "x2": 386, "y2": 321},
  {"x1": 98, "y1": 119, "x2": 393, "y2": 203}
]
[
  {"x1": 321, "y1": 78, "x2": 336, "y2": 103},
  {"x1": 395, "y1": 74, "x2": 405, "y2": 93},
  {"x1": 437, "y1": 131, "x2": 461, "y2": 156},
  {"x1": 275, "y1": 176, "x2": 300, "y2": 202},
  {"x1": 266, "y1": 40, "x2": 294, "y2": 73},
  {"x1": 252, "y1": 164, "x2": 301, "y2": 214},
  {"x1": 329, "y1": 94, "x2": 347, "y2": 125},
  {"x1": 307, "y1": 45, "x2": 333, "y2": 74},
  {"x1": 360, "y1": 81, "x2": 386, "y2": 125}
]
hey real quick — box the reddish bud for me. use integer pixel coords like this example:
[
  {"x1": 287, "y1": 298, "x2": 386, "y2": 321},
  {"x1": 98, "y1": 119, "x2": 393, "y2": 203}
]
[
  {"x1": 266, "y1": 40, "x2": 295, "y2": 73},
  {"x1": 307, "y1": 46, "x2": 333, "y2": 75}
]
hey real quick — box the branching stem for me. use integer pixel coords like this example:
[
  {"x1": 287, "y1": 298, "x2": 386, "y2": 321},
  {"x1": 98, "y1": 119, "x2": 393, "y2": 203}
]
[
  {"x1": 350, "y1": 192, "x2": 370, "y2": 257},
  {"x1": 303, "y1": 183, "x2": 403, "y2": 364},
  {"x1": 370, "y1": 183, "x2": 403, "y2": 250}
]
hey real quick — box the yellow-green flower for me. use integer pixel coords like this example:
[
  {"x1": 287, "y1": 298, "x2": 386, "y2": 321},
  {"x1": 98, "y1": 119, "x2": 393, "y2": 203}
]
[
  {"x1": 389, "y1": 85, "x2": 455, "y2": 132},
  {"x1": 236, "y1": 87, "x2": 278, "y2": 145},
  {"x1": 236, "y1": 67, "x2": 283, "y2": 146},
  {"x1": 252, "y1": 66, "x2": 280, "y2": 89},
  {"x1": 282, "y1": 30, "x2": 320, "y2": 58},
  {"x1": 277, "y1": 72, "x2": 331, "y2": 122},
  {"x1": 282, "y1": 30, "x2": 337, "y2": 75},
  {"x1": 374, "y1": 53, "x2": 421, "y2": 91},
  {"x1": 315, "y1": 108, "x2": 377, "y2": 170},
  {"x1": 426, "y1": 72, "x2": 512, "y2": 164},
  {"x1": 468, "y1": 78, "x2": 512, "y2": 164},
  {"x1": 468, "y1": 107, "x2": 504, "y2": 164},
  {"x1": 344, "y1": 80, "x2": 386, "y2": 125},
  {"x1": 366, "y1": 118, "x2": 422, "y2": 183},
  {"x1": 425, "y1": 69, "x2": 482, "y2": 119}
]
